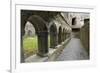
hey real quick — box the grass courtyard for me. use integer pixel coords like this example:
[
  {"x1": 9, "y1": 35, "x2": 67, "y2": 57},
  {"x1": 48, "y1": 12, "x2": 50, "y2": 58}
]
[{"x1": 23, "y1": 35, "x2": 50, "y2": 58}]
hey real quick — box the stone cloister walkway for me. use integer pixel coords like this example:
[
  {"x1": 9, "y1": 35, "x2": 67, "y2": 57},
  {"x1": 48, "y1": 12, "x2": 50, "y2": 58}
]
[
  {"x1": 56, "y1": 32, "x2": 89, "y2": 61},
  {"x1": 25, "y1": 32, "x2": 89, "y2": 62}
]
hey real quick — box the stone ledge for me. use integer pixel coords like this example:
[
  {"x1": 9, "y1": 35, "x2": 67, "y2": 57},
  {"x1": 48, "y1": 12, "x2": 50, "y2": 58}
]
[
  {"x1": 48, "y1": 38, "x2": 71, "y2": 61},
  {"x1": 25, "y1": 38, "x2": 71, "y2": 63},
  {"x1": 25, "y1": 54, "x2": 48, "y2": 62}
]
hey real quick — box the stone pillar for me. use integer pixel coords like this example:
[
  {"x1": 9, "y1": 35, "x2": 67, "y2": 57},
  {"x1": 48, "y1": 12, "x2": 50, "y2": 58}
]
[
  {"x1": 58, "y1": 32, "x2": 62, "y2": 44},
  {"x1": 50, "y1": 33, "x2": 58, "y2": 48},
  {"x1": 64, "y1": 33, "x2": 66, "y2": 41},
  {"x1": 37, "y1": 31, "x2": 48, "y2": 57},
  {"x1": 65, "y1": 33, "x2": 67, "y2": 39},
  {"x1": 63, "y1": 32, "x2": 65, "y2": 41},
  {"x1": 21, "y1": 14, "x2": 27, "y2": 63},
  {"x1": 61, "y1": 32, "x2": 64, "y2": 42},
  {"x1": 21, "y1": 35, "x2": 25, "y2": 63}
]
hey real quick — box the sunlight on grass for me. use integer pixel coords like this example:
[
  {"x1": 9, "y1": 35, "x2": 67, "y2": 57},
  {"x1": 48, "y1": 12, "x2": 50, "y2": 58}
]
[
  {"x1": 23, "y1": 37, "x2": 38, "y2": 49},
  {"x1": 23, "y1": 36, "x2": 38, "y2": 58},
  {"x1": 23, "y1": 35, "x2": 50, "y2": 58}
]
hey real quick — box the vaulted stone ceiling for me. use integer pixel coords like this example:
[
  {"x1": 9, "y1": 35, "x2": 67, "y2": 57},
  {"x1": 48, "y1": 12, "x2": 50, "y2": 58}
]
[{"x1": 21, "y1": 10, "x2": 60, "y2": 23}]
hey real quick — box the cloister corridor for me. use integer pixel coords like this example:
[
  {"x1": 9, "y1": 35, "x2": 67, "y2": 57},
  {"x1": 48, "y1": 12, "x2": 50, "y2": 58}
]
[
  {"x1": 21, "y1": 10, "x2": 90, "y2": 63},
  {"x1": 25, "y1": 31, "x2": 89, "y2": 62},
  {"x1": 56, "y1": 32, "x2": 89, "y2": 61}
]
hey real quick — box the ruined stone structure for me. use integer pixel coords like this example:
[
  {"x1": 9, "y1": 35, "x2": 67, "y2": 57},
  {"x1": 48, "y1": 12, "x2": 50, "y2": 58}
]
[
  {"x1": 21, "y1": 10, "x2": 72, "y2": 62},
  {"x1": 21, "y1": 10, "x2": 90, "y2": 62},
  {"x1": 64, "y1": 12, "x2": 90, "y2": 56}
]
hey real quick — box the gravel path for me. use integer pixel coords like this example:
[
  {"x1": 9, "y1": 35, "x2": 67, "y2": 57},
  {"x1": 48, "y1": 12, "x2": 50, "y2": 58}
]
[{"x1": 56, "y1": 37, "x2": 89, "y2": 61}]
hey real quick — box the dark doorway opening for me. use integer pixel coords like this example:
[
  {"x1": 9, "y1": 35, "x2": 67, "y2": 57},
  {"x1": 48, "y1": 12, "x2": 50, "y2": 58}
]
[{"x1": 72, "y1": 17, "x2": 76, "y2": 25}]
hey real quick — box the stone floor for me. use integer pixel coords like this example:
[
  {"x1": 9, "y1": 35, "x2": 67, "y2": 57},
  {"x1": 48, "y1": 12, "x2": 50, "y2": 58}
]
[{"x1": 56, "y1": 32, "x2": 89, "y2": 61}]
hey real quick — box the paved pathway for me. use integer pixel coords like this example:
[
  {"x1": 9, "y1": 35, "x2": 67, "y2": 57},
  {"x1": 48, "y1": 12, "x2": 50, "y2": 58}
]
[
  {"x1": 56, "y1": 33, "x2": 89, "y2": 61},
  {"x1": 25, "y1": 32, "x2": 89, "y2": 62}
]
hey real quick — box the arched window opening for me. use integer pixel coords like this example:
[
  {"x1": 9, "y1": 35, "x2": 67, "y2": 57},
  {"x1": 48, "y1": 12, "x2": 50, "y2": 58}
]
[
  {"x1": 23, "y1": 21, "x2": 38, "y2": 58},
  {"x1": 21, "y1": 15, "x2": 49, "y2": 63},
  {"x1": 49, "y1": 24, "x2": 58, "y2": 48},
  {"x1": 72, "y1": 17, "x2": 76, "y2": 25}
]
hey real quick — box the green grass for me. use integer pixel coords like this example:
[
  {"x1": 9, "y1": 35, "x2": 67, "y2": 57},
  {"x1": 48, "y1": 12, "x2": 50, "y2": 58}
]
[
  {"x1": 23, "y1": 36, "x2": 38, "y2": 49},
  {"x1": 23, "y1": 35, "x2": 50, "y2": 58},
  {"x1": 23, "y1": 36, "x2": 38, "y2": 58}
]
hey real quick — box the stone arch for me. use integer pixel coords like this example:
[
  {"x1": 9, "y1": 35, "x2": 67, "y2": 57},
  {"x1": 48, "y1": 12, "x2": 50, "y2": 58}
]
[
  {"x1": 49, "y1": 23, "x2": 58, "y2": 48},
  {"x1": 28, "y1": 15, "x2": 48, "y2": 33},
  {"x1": 58, "y1": 26, "x2": 62, "y2": 44},
  {"x1": 27, "y1": 15, "x2": 49, "y2": 57}
]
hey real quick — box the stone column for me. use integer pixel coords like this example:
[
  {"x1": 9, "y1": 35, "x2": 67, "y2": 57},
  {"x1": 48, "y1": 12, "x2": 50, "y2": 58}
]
[
  {"x1": 58, "y1": 32, "x2": 62, "y2": 44},
  {"x1": 21, "y1": 14, "x2": 27, "y2": 63},
  {"x1": 64, "y1": 33, "x2": 66, "y2": 41},
  {"x1": 21, "y1": 35, "x2": 25, "y2": 63},
  {"x1": 50, "y1": 33, "x2": 58, "y2": 48},
  {"x1": 65, "y1": 33, "x2": 67, "y2": 39},
  {"x1": 61, "y1": 32, "x2": 64, "y2": 42},
  {"x1": 63, "y1": 32, "x2": 65, "y2": 41},
  {"x1": 37, "y1": 31, "x2": 48, "y2": 57}
]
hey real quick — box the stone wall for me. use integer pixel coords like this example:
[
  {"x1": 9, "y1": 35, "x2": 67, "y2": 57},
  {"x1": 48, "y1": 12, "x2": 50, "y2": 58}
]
[{"x1": 80, "y1": 19, "x2": 89, "y2": 55}]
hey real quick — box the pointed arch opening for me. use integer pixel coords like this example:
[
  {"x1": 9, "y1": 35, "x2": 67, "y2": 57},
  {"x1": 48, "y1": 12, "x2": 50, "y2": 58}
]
[
  {"x1": 58, "y1": 26, "x2": 62, "y2": 44},
  {"x1": 49, "y1": 24, "x2": 58, "y2": 48}
]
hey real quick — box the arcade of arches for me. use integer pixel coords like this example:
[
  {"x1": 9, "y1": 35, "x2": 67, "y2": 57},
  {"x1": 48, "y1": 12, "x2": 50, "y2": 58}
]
[{"x1": 21, "y1": 10, "x2": 90, "y2": 62}]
